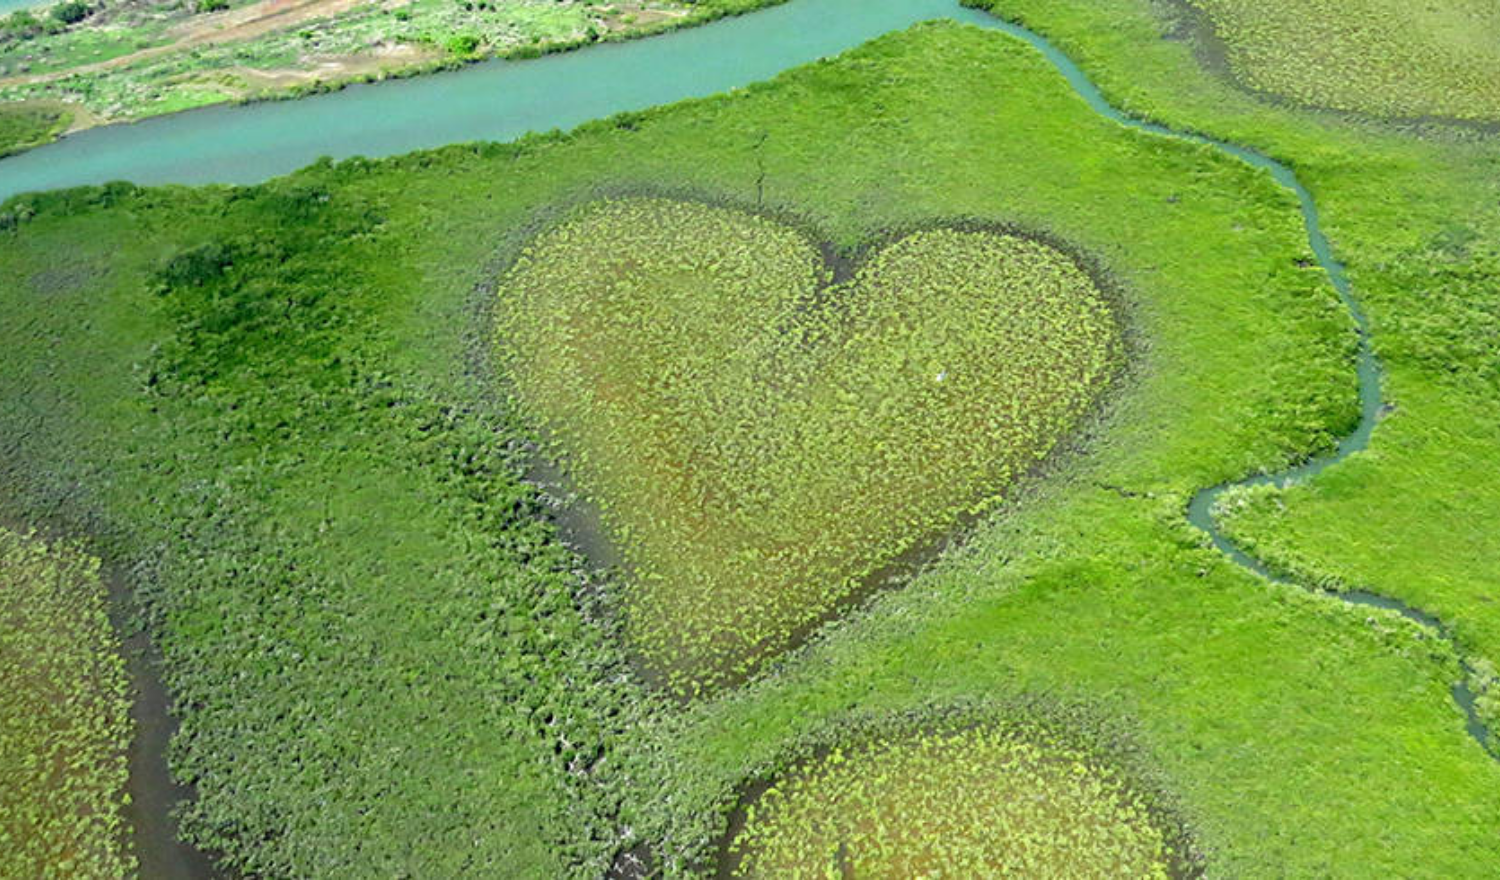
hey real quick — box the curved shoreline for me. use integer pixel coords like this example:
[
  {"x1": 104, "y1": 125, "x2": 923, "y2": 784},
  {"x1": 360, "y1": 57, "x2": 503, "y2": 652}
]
[
  {"x1": 104, "y1": 564, "x2": 229, "y2": 880},
  {"x1": 0, "y1": 1, "x2": 792, "y2": 161},
  {"x1": 0, "y1": 0, "x2": 1001, "y2": 204}
]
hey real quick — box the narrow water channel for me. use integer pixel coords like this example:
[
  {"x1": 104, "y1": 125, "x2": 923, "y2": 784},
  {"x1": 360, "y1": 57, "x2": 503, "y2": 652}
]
[
  {"x1": 979, "y1": 8, "x2": 1495, "y2": 757},
  {"x1": 3, "y1": 0, "x2": 1492, "y2": 874},
  {"x1": 107, "y1": 569, "x2": 226, "y2": 880}
]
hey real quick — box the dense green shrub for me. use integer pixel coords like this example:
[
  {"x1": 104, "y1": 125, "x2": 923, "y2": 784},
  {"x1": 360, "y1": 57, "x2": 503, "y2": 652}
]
[
  {"x1": 446, "y1": 32, "x2": 481, "y2": 56},
  {"x1": 0, "y1": 104, "x2": 68, "y2": 158},
  {"x1": 50, "y1": 1, "x2": 90, "y2": 26},
  {"x1": 1, "y1": 10, "x2": 41, "y2": 35}
]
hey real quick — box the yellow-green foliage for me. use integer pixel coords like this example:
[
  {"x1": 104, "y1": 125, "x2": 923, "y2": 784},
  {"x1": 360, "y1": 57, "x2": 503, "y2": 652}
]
[
  {"x1": 0, "y1": 527, "x2": 133, "y2": 878},
  {"x1": 1185, "y1": 0, "x2": 1500, "y2": 120},
  {"x1": 0, "y1": 103, "x2": 68, "y2": 158},
  {"x1": 726, "y1": 725, "x2": 1172, "y2": 878},
  {"x1": 497, "y1": 198, "x2": 1119, "y2": 694}
]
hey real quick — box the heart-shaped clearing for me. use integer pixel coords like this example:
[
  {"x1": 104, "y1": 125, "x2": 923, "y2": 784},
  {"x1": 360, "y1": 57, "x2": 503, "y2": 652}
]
[{"x1": 495, "y1": 197, "x2": 1120, "y2": 695}]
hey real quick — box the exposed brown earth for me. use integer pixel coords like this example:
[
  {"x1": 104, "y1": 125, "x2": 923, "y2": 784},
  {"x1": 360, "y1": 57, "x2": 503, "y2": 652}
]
[{"x1": 0, "y1": 0, "x2": 411, "y2": 87}]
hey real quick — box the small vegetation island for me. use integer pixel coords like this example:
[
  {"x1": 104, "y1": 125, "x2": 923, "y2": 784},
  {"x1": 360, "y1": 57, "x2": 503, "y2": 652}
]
[{"x1": 1, "y1": 0, "x2": 1498, "y2": 877}]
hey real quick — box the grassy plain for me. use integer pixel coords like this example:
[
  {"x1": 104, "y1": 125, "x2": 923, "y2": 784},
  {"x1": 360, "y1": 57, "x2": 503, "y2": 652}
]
[
  {"x1": 0, "y1": 527, "x2": 133, "y2": 878},
  {"x1": 1, "y1": 10, "x2": 1498, "y2": 880},
  {"x1": 498, "y1": 198, "x2": 1119, "y2": 693},
  {"x1": 966, "y1": 0, "x2": 1500, "y2": 739},
  {"x1": 1177, "y1": 0, "x2": 1500, "y2": 121}
]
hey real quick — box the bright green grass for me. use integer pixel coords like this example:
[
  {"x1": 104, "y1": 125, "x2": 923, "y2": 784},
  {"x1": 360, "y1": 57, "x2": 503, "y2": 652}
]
[
  {"x1": 498, "y1": 198, "x2": 1119, "y2": 693},
  {"x1": 726, "y1": 723, "x2": 1174, "y2": 877},
  {"x1": 2, "y1": 16, "x2": 1498, "y2": 878},
  {"x1": 1214, "y1": 379, "x2": 1500, "y2": 724},
  {"x1": 0, "y1": 527, "x2": 133, "y2": 878},
  {"x1": 972, "y1": 0, "x2": 1500, "y2": 734},
  {"x1": 1213, "y1": 244, "x2": 1500, "y2": 722},
  {"x1": 1179, "y1": 0, "x2": 1500, "y2": 120},
  {"x1": 144, "y1": 84, "x2": 235, "y2": 115},
  {"x1": 0, "y1": 23, "x2": 170, "y2": 78}
]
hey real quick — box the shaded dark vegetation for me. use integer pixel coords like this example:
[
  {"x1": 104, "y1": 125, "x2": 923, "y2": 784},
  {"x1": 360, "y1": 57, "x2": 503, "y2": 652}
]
[
  {"x1": 0, "y1": 0, "x2": 93, "y2": 44},
  {"x1": 51, "y1": 1, "x2": 92, "y2": 26},
  {"x1": 147, "y1": 184, "x2": 373, "y2": 389}
]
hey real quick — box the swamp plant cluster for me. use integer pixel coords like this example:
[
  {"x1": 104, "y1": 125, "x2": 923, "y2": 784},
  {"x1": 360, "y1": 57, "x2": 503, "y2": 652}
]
[
  {"x1": 1181, "y1": 0, "x2": 1500, "y2": 120},
  {"x1": 0, "y1": 527, "x2": 133, "y2": 878},
  {"x1": 496, "y1": 197, "x2": 1120, "y2": 694},
  {"x1": 0, "y1": 102, "x2": 66, "y2": 156},
  {"x1": 725, "y1": 721, "x2": 1177, "y2": 878}
]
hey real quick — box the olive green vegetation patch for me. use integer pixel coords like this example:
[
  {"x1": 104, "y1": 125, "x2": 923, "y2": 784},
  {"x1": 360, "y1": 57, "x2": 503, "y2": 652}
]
[
  {"x1": 497, "y1": 198, "x2": 1119, "y2": 695},
  {"x1": 1180, "y1": 0, "x2": 1500, "y2": 121},
  {"x1": 725, "y1": 721, "x2": 1177, "y2": 878},
  {"x1": 0, "y1": 103, "x2": 69, "y2": 157},
  {"x1": 0, "y1": 527, "x2": 133, "y2": 878}
]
